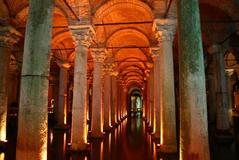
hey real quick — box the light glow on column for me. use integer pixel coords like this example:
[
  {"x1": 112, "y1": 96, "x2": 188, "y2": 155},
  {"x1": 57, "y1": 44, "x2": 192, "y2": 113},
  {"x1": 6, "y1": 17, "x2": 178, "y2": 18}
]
[{"x1": 0, "y1": 111, "x2": 7, "y2": 141}]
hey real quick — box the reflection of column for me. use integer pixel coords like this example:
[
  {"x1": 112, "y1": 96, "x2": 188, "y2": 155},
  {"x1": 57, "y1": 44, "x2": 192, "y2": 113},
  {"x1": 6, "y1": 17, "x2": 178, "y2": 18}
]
[
  {"x1": 16, "y1": 1, "x2": 53, "y2": 159},
  {"x1": 208, "y1": 44, "x2": 232, "y2": 138},
  {"x1": 56, "y1": 62, "x2": 71, "y2": 128},
  {"x1": 151, "y1": 48, "x2": 160, "y2": 138},
  {"x1": 111, "y1": 71, "x2": 118, "y2": 126},
  {"x1": 178, "y1": 0, "x2": 210, "y2": 159},
  {"x1": 0, "y1": 26, "x2": 21, "y2": 143},
  {"x1": 70, "y1": 26, "x2": 93, "y2": 151},
  {"x1": 91, "y1": 48, "x2": 106, "y2": 138},
  {"x1": 103, "y1": 63, "x2": 113, "y2": 131},
  {"x1": 153, "y1": 19, "x2": 177, "y2": 152}
]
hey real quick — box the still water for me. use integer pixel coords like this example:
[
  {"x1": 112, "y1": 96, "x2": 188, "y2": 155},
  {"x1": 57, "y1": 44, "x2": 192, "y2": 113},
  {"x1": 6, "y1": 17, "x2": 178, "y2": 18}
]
[{"x1": 48, "y1": 117, "x2": 160, "y2": 160}]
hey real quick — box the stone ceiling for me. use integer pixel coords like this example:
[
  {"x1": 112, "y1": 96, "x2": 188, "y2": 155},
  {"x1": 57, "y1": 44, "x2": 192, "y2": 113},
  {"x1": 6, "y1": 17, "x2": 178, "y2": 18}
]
[{"x1": 0, "y1": 0, "x2": 239, "y2": 90}]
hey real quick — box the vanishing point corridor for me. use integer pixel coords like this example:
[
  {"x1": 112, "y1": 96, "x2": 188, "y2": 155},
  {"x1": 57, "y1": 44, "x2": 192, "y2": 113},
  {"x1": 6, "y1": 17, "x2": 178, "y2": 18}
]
[{"x1": 1, "y1": 0, "x2": 239, "y2": 160}]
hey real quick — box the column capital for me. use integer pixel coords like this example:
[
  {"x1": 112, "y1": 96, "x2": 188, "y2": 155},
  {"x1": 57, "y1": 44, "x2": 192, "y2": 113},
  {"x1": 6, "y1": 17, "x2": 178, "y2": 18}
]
[
  {"x1": 110, "y1": 70, "x2": 119, "y2": 77},
  {"x1": 153, "y1": 19, "x2": 176, "y2": 42},
  {"x1": 56, "y1": 60, "x2": 71, "y2": 69},
  {"x1": 103, "y1": 62, "x2": 115, "y2": 75},
  {"x1": 150, "y1": 47, "x2": 160, "y2": 61},
  {"x1": 70, "y1": 25, "x2": 95, "y2": 48},
  {"x1": 207, "y1": 44, "x2": 222, "y2": 55},
  {"x1": 0, "y1": 25, "x2": 22, "y2": 48},
  {"x1": 91, "y1": 48, "x2": 107, "y2": 62}
]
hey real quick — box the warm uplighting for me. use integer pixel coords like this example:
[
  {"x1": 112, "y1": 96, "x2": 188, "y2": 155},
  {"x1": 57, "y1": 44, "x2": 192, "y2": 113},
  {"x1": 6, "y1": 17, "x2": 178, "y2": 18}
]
[
  {"x1": 100, "y1": 141, "x2": 104, "y2": 160},
  {"x1": 0, "y1": 153, "x2": 5, "y2": 160},
  {"x1": 64, "y1": 96, "x2": 67, "y2": 125},
  {"x1": 0, "y1": 114, "x2": 7, "y2": 141}
]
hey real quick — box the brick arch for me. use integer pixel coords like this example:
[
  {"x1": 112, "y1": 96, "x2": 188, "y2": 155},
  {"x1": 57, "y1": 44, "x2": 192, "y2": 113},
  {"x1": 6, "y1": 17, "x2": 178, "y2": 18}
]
[{"x1": 93, "y1": 0, "x2": 154, "y2": 23}]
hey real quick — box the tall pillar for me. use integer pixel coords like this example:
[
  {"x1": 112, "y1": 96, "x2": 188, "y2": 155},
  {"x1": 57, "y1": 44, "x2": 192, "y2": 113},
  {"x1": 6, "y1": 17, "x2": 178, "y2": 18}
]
[
  {"x1": 149, "y1": 67, "x2": 154, "y2": 132},
  {"x1": 0, "y1": 26, "x2": 21, "y2": 143},
  {"x1": 146, "y1": 79, "x2": 151, "y2": 124},
  {"x1": 178, "y1": 0, "x2": 210, "y2": 159},
  {"x1": 91, "y1": 48, "x2": 106, "y2": 138},
  {"x1": 151, "y1": 48, "x2": 160, "y2": 139},
  {"x1": 70, "y1": 26, "x2": 93, "y2": 151},
  {"x1": 103, "y1": 63, "x2": 113, "y2": 131},
  {"x1": 153, "y1": 19, "x2": 177, "y2": 153},
  {"x1": 56, "y1": 62, "x2": 71, "y2": 128},
  {"x1": 16, "y1": 0, "x2": 54, "y2": 159},
  {"x1": 111, "y1": 72, "x2": 118, "y2": 126},
  {"x1": 208, "y1": 44, "x2": 232, "y2": 138}
]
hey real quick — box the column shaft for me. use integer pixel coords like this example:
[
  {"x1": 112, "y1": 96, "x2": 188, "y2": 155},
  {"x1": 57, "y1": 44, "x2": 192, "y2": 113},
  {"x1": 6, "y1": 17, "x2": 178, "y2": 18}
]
[
  {"x1": 57, "y1": 66, "x2": 69, "y2": 127},
  {"x1": 103, "y1": 74, "x2": 111, "y2": 131},
  {"x1": 178, "y1": 0, "x2": 210, "y2": 159},
  {"x1": 91, "y1": 49, "x2": 106, "y2": 138},
  {"x1": 154, "y1": 19, "x2": 177, "y2": 152},
  {"x1": 0, "y1": 47, "x2": 10, "y2": 142},
  {"x1": 70, "y1": 28, "x2": 92, "y2": 150},
  {"x1": 149, "y1": 68, "x2": 154, "y2": 131},
  {"x1": 16, "y1": 0, "x2": 53, "y2": 159},
  {"x1": 111, "y1": 76, "x2": 118, "y2": 126},
  {"x1": 153, "y1": 54, "x2": 160, "y2": 138}
]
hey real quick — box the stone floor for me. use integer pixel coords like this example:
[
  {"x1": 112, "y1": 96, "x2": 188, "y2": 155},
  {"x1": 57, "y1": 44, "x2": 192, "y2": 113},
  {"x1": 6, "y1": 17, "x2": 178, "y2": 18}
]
[{"x1": 2, "y1": 115, "x2": 239, "y2": 160}]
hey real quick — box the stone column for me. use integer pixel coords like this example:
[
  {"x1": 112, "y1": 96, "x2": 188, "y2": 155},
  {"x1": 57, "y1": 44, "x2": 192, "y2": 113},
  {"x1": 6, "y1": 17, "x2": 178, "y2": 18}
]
[
  {"x1": 56, "y1": 62, "x2": 71, "y2": 128},
  {"x1": 178, "y1": 0, "x2": 210, "y2": 159},
  {"x1": 151, "y1": 48, "x2": 160, "y2": 139},
  {"x1": 146, "y1": 79, "x2": 151, "y2": 124},
  {"x1": 153, "y1": 19, "x2": 177, "y2": 153},
  {"x1": 111, "y1": 72, "x2": 118, "y2": 126},
  {"x1": 70, "y1": 26, "x2": 94, "y2": 151},
  {"x1": 0, "y1": 26, "x2": 21, "y2": 143},
  {"x1": 149, "y1": 67, "x2": 154, "y2": 132},
  {"x1": 208, "y1": 44, "x2": 232, "y2": 138},
  {"x1": 91, "y1": 48, "x2": 106, "y2": 138},
  {"x1": 16, "y1": 0, "x2": 54, "y2": 159},
  {"x1": 103, "y1": 63, "x2": 113, "y2": 131}
]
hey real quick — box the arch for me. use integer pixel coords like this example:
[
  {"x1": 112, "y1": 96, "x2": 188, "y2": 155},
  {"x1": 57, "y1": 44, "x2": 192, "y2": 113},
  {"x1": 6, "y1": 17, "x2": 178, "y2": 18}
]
[
  {"x1": 93, "y1": 0, "x2": 154, "y2": 23},
  {"x1": 106, "y1": 28, "x2": 150, "y2": 46}
]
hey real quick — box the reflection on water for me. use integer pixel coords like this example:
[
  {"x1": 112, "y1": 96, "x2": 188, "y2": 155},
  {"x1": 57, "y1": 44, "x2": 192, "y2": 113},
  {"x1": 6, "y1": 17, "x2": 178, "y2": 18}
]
[
  {"x1": 63, "y1": 117, "x2": 155, "y2": 160},
  {"x1": 4, "y1": 116, "x2": 178, "y2": 160}
]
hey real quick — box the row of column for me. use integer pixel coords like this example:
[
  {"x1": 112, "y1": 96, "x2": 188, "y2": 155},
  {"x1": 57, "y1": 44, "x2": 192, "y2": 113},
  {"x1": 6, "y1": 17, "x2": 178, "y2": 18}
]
[{"x1": 1, "y1": 1, "x2": 226, "y2": 160}]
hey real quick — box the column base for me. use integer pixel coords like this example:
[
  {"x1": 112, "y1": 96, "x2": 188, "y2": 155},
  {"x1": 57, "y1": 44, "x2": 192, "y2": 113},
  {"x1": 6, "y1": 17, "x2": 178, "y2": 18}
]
[
  {"x1": 151, "y1": 132, "x2": 160, "y2": 140},
  {"x1": 68, "y1": 143, "x2": 90, "y2": 153},
  {"x1": 159, "y1": 144, "x2": 177, "y2": 154},
  {"x1": 103, "y1": 126, "x2": 112, "y2": 133},
  {"x1": 90, "y1": 132, "x2": 104, "y2": 139},
  {"x1": 0, "y1": 140, "x2": 7, "y2": 151},
  {"x1": 54, "y1": 124, "x2": 70, "y2": 130},
  {"x1": 215, "y1": 129, "x2": 234, "y2": 143},
  {"x1": 147, "y1": 126, "x2": 153, "y2": 133}
]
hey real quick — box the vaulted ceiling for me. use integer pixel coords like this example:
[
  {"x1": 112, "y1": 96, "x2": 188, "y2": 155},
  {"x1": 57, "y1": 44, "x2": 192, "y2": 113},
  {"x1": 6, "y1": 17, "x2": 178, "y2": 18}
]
[{"x1": 0, "y1": 0, "x2": 239, "y2": 90}]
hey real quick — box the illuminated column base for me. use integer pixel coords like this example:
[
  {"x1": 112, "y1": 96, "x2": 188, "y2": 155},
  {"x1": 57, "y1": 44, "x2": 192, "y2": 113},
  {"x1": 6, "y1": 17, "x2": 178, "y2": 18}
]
[
  {"x1": 91, "y1": 48, "x2": 106, "y2": 138},
  {"x1": 70, "y1": 27, "x2": 93, "y2": 151},
  {"x1": 16, "y1": 1, "x2": 53, "y2": 159},
  {"x1": 178, "y1": 0, "x2": 210, "y2": 159}
]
